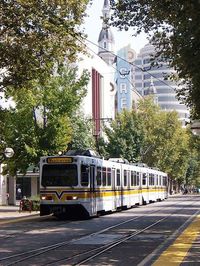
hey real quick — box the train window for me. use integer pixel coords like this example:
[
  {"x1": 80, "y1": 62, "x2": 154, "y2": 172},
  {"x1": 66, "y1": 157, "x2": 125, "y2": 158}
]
[
  {"x1": 159, "y1": 175, "x2": 162, "y2": 186},
  {"x1": 149, "y1": 174, "x2": 152, "y2": 185},
  {"x1": 102, "y1": 167, "x2": 107, "y2": 186},
  {"x1": 152, "y1": 174, "x2": 155, "y2": 186},
  {"x1": 107, "y1": 168, "x2": 111, "y2": 186},
  {"x1": 160, "y1": 176, "x2": 163, "y2": 186},
  {"x1": 155, "y1": 175, "x2": 158, "y2": 185},
  {"x1": 127, "y1": 170, "x2": 130, "y2": 186},
  {"x1": 124, "y1": 170, "x2": 128, "y2": 186},
  {"x1": 136, "y1": 172, "x2": 140, "y2": 186},
  {"x1": 163, "y1": 176, "x2": 167, "y2": 186},
  {"x1": 117, "y1": 169, "x2": 120, "y2": 186},
  {"x1": 131, "y1": 171, "x2": 137, "y2": 186},
  {"x1": 142, "y1": 173, "x2": 147, "y2": 186},
  {"x1": 97, "y1": 167, "x2": 102, "y2": 186},
  {"x1": 152, "y1": 174, "x2": 155, "y2": 185},
  {"x1": 81, "y1": 165, "x2": 89, "y2": 186},
  {"x1": 131, "y1": 171, "x2": 134, "y2": 186},
  {"x1": 42, "y1": 164, "x2": 78, "y2": 187},
  {"x1": 149, "y1": 173, "x2": 154, "y2": 186}
]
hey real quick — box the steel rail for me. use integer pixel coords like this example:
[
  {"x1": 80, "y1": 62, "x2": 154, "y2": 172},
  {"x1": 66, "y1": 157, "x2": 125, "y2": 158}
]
[{"x1": 2, "y1": 197, "x2": 196, "y2": 266}]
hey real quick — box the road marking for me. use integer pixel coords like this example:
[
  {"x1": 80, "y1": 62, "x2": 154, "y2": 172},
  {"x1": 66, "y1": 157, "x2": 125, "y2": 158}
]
[{"x1": 153, "y1": 214, "x2": 200, "y2": 266}]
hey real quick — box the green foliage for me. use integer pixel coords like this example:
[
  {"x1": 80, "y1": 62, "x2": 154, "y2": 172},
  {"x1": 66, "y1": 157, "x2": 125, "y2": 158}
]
[
  {"x1": 103, "y1": 109, "x2": 145, "y2": 162},
  {"x1": 138, "y1": 97, "x2": 190, "y2": 181},
  {"x1": 111, "y1": 0, "x2": 200, "y2": 118},
  {"x1": 68, "y1": 112, "x2": 96, "y2": 151},
  {"x1": 103, "y1": 97, "x2": 198, "y2": 185},
  {"x1": 3, "y1": 65, "x2": 89, "y2": 174},
  {"x1": 0, "y1": 0, "x2": 90, "y2": 90},
  {"x1": 186, "y1": 135, "x2": 200, "y2": 186},
  {"x1": 0, "y1": 108, "x2": 8, "y2": 151}
]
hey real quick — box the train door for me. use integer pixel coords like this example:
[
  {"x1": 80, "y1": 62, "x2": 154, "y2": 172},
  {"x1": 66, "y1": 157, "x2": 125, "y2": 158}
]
[{"x1": 90, "y1": 165, "x2": 97, "y2": 215}]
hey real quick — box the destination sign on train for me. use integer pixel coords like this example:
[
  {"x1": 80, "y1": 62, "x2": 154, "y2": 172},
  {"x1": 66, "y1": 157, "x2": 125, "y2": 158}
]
[{"x1": 47, "y1": 157, "x2": 73, "y2": 163}]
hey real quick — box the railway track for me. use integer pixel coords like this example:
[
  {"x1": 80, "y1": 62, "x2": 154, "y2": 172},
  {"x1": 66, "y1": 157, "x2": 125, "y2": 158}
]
[
  {"x1": 0, "y1": 196, "x2": 198, "y2": 266},
  {"x1": 0, "y1": 216, "x2": 71, "y2": 240}
]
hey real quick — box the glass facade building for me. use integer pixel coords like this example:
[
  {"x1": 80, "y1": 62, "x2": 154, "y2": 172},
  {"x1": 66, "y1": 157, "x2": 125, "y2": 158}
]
[{"x1": 135, "y1": 43, "x2": 190, "y2": 125}]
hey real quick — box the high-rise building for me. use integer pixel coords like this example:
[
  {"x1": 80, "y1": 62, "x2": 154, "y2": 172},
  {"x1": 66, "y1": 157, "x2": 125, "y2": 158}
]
[{"x1": 134, "y1": 43, "x2": 190, "y2": 124}]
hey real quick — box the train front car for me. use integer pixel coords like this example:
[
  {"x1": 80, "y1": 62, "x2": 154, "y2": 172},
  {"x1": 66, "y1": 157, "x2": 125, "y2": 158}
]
[{"x1": 39, "y1": 155, "x2": 93, "y2": 218}]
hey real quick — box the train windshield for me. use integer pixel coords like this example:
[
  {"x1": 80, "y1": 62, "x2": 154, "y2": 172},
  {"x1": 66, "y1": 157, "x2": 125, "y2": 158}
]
[{"x1": 41, "y1": 164, "x2": 78, "y2": 187}]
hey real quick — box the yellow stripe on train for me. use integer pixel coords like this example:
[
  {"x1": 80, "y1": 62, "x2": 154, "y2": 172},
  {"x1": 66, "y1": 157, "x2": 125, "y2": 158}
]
[{"x1": 41, "y1": 188, "x2": 167, "y2": 201}]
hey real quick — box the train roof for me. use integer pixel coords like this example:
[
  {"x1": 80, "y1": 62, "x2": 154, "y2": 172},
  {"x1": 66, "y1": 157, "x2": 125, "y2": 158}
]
[
  {"x1": 41, "y1": 150, "x2": 167, "y2": 175},
  {"x1": 65, "y1": 149, "x2": 101, "y2": 158}
]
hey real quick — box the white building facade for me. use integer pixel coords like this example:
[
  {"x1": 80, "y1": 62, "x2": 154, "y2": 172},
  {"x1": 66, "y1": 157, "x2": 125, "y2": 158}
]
[{"x1": 78, "y1": 51, "x2": 116, "y2": 137}]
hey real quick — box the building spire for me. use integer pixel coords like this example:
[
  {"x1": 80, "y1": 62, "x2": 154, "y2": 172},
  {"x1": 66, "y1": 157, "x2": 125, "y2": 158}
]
[
  {"x1": 98, "y1": 0, "x2": 115, "y2": 65},
  {"x1": 144, "y1": 77, "x2": 158, "y2": 104},
  {"x1": 102, "y1": 0, "x2": 110, "y2": 29}
]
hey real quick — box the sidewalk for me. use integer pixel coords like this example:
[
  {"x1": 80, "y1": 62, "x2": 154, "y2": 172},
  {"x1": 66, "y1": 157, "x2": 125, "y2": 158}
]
[{"x1": 0, "y1": 204, "x2": 39, "y2": 224}]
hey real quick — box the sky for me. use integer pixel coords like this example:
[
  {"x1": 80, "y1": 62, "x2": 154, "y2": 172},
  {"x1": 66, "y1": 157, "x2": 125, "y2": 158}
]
[{"x1": 83, "y1": 0, "x2": 148, "y2": 54}]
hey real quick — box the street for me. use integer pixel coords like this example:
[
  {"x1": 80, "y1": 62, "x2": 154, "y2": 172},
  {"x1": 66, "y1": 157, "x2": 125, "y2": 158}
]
[{"x1": 0, "y1": 194, "x2": 199, "y2": 265}]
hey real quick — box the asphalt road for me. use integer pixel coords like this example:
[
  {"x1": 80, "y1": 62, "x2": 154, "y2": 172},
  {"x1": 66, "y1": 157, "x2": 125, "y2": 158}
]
[{"x1": 0, "y1": 194, "x2": 199, "y2": 266}]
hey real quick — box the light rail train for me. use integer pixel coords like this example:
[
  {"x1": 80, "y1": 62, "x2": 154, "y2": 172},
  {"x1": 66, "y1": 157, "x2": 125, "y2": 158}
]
[{"x1": 39, "y1": 150, "x2": 168, "y2": 218}]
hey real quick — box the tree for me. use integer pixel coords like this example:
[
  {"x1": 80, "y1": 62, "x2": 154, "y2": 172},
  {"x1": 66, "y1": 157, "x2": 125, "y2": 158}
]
[
  {"x1": 68, "y1": 111, "x2": 96, "y2": 151},
  {"x1": 103, "y1": 109, "x2": 145, "y2": 162},
  {"x1": 0, "y1": 0, "x2": 90, "y2": 91},
  {"x1": 110, "y1": 0, "x2": 200, "y2": 118},
  {"x1": 138, "y1": 97, "x2": 191, "y2": 189},
  {"x1": 0, "y1": 107, "x2": 9, "y2": 153},
  {"x1": 186, "y1": 135, "x2": 200, "y2": 187},
  {"x1": 3, "y1": 65, "x2": 89, "y2": 174}
]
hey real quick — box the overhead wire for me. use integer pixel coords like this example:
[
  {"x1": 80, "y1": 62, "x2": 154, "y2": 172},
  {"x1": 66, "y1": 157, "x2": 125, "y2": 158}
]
[
  {"x1": 78, "y1": 35, "x2": 176, "y2": 91},
  {"x1": 77, "y1": 36, "x2": 140, "y2": 95}
]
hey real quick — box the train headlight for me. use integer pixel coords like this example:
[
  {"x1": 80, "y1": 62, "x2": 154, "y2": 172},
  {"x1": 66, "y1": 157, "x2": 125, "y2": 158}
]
[
  {"x1": 66, "y1": 196, "x2": 78, "y2": 200},
  {"x1": 41, "y1": 196, "x2": 46, "y2": 200}
]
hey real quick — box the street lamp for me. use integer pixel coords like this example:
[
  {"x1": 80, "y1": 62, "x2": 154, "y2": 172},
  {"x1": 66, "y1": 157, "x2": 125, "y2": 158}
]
[{"x1": 0, "y1": 147, "x2": 14, "y2": 162}]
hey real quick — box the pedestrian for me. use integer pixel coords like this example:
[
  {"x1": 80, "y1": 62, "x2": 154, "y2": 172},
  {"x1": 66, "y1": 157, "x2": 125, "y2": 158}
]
[{"x1": 17, "y1": 187, "x2": 22, "y2": 200}]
